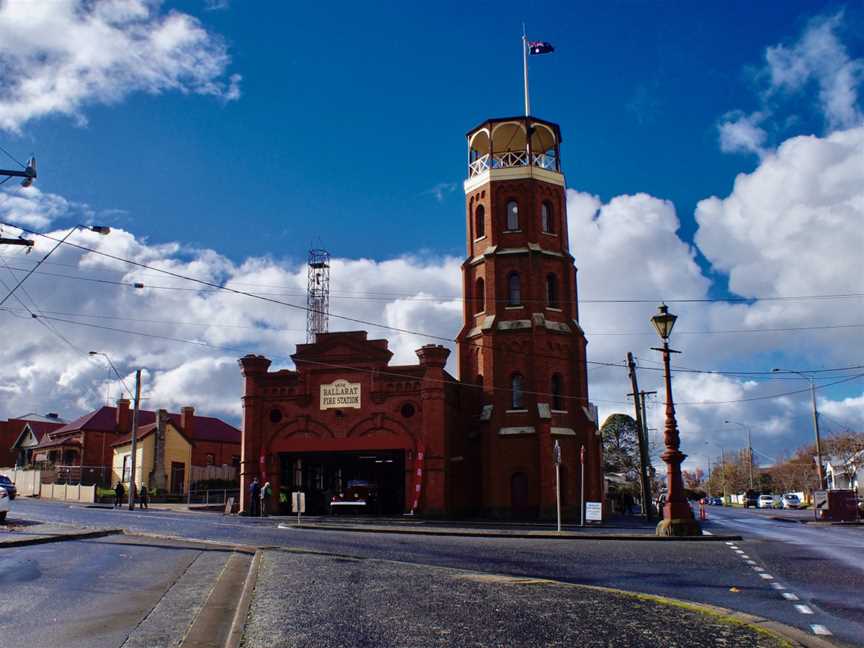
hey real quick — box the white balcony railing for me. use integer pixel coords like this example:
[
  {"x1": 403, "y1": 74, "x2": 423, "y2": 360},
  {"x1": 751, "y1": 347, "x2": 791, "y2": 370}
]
[{"x1": 468, "y1": 150, "x2": 558, "y2": 177}]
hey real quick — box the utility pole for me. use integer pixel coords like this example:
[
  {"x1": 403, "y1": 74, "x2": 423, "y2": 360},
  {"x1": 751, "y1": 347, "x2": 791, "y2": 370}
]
[
  {"x1": 626, "y1": 352, "x2": 653, "y2": 519},
  {"x1": 809, "y1": 379, "x2": 825, "y2": 490},
  {"x1": 128, "y1": 369, "x2": 141, "y2": 511}
]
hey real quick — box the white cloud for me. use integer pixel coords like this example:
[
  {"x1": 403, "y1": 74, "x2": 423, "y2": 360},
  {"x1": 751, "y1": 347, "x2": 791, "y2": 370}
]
[
  {"x1": 717, "y1": 11, "x2": 863, "y2": 155},
  {"x1": 0, "y1": 187, "x2": 76, "y2": 229},
  {"x1": 0, "y1": 0, "x2": 240, "y2": 132},
  {"x1": 718, "y1": 111, "x2": 768, "y2": 157},
  {"x1": 765, "y1": 12, "x2": 863, "y2": 130}
]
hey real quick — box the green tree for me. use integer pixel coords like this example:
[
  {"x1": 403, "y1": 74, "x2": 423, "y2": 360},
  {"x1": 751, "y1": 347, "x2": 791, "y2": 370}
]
[{"x1": 600, "y1": 413, "x2": 641, "y2": 474}]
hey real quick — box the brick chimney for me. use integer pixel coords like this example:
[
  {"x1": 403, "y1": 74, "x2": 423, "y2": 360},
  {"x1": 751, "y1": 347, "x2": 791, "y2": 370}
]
[
  {"x1": 181, "y1": 406, "x2": 195, "y2": 435},
  {"x1": 150, "y1": 409, "x2": 169, "y2": 493},
  {"x1": 116, "y1": 398, "x2": 131, "y2": 434}
]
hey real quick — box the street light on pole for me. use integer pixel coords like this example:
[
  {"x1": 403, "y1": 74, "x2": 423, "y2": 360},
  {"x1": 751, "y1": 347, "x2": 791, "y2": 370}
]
[
  {"x1": 772, "y1": 368, "x2": 825, "y2": 489},
  {"x1": 724, "y1": 420, "x2": 754, "y2": 490},
  {"x1": 650, "y1": 304, "x2": 700, "y2": 536}
]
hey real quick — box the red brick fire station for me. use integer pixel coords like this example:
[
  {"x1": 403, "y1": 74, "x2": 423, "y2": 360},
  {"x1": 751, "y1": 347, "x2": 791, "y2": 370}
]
[{"x1": 239, "y1": 115, "x2": 602, "y2": 518}]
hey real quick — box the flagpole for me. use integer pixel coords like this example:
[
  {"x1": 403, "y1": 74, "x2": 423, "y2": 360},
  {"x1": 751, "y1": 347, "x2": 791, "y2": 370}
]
[{"x1": 522, "y1": 25, "x2": 530, "y2": 116}]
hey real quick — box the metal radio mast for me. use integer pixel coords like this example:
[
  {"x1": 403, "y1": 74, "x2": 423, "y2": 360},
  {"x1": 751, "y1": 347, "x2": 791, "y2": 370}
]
[{"x1": 306, "y1": 248, "x2": 330, "y2": 343}]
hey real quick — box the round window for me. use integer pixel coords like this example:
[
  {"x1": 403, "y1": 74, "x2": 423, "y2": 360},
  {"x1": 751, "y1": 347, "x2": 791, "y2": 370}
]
[
  {"x1": 269, "y1": 408, "x2": 282, "y2": 424},
  {"x1": 401, "y1": 403, "x2": 415, "y2": 418}
]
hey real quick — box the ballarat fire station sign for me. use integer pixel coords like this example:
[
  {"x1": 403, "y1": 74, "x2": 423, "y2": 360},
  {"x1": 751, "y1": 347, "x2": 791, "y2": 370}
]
[{"x1": 320, "y1": 379, "x2": 362, "y2": 409}]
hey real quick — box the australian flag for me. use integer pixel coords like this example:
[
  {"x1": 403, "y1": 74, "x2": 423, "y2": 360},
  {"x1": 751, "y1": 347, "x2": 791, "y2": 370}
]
[{"x1": 528, "y1": 41, "x2": 554, "y2": 55}]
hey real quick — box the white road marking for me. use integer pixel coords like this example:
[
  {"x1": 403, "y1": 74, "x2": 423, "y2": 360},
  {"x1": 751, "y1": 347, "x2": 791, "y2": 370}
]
[
  {"x1": 735, "y1": 549, "x2": 745, "y2": 554},
  {"x1": 795, "y1": 604, "x2": 814, "y2": 615},
  {"x1": 703, "y1": 530, "x2": 713, "y2": 535},
  {"x1": 740, "y1": 554, "x2": 750, "y2": 559},
  {"x1": 759, "y1": 573, "x2": 774, "y2": 580},
  {"x1": 752, "y1": 566, "x2": 765, "y2": 572},
  {"x1": 781, "y1": 592, "x2": 800, "y2": 601},
  {"x1": 770, "y1": 582, "x2": 786, "y2": 590},
  {"x1": 725, "y1": 541, "x2": 734, "y2": 545},
  {"x1": 810, "y1": 625, "x2": 832, "y2": 636},
  {"x1": 745, "y1": 560, "x2": 757, "y2": 565}
]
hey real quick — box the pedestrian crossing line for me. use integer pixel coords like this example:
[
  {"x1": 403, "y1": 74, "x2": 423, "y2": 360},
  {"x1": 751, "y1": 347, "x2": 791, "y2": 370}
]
[
  {"x1": 795, "y1": 604, "x2": 814, "y2": 615},
  {"x1": 758, "y1": 573, "x2": 774, "y2": 580},
  {"x1": 810, "y1": 625, "x2": 832, "y2": 636},
  {"x1": 781, "y1": 593, "x2": 799, "y2": 601}
]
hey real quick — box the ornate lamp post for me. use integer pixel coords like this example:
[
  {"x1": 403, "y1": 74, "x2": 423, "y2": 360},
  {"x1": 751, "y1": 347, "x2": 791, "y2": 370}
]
[{"x1": 651, "y1": 304, "x2": 701, "y2": 536}]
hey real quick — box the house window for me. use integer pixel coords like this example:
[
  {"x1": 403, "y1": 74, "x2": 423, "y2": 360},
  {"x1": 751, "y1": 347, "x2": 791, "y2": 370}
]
[
  {"x1": 541, "y1": 202, "x2": 554, "y2": 233},
  {"x1": 506, "y1": 200, "x2": 519, "y2": 230},
  {"x1": 551, "y1": 374, "x2": 564, "y2": 411},
  {"x1": 475, "y1": 204, "x2": 485, "y2": 238},
  {"x1": 511, "y1": 373, "x2": 525, "y2": 409},
  {"x1": 206, "y1": 453, "x2": 215, "y2": 466},
  {"x1": 475, "y1": 277, "x2": 485, "y2": 313},
  {"x1": 507, "y1": 272, "x2": 521, "y2": 306},
  {"x1": 231, "y1": 455, "x2": 240, "y2": 467},
  {"x1": 122, "y1": 455, "x2": 131, "y2": 482},
  {"x1": 546, "y1": 274, "x2": 558, "y2": 308}
]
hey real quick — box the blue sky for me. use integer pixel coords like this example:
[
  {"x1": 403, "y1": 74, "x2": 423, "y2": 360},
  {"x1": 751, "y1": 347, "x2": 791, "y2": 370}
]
[
  {"x1": 12, "y1": 1, "x2": 856, "y2": 270},
  {"x1": 0, "y1": 1, "x2": 861, "y2": 469}
]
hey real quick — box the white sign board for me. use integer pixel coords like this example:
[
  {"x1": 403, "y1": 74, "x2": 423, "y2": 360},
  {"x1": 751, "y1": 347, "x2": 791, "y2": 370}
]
[
  {"x1": 291, "y1": 491, "x2": 306, "y2": 513},
  {"x1": 585, "y1": 501, "x2": 602, "y2": 522},
  {"x1": 320, "y1": 379, "x2": 362, "y2": 409}
]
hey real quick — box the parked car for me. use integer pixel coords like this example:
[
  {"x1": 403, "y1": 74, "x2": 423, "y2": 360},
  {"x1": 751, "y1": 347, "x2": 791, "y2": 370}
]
[
  {"x1": 0, "y1": 474, "x2": 16, "y2": 500},
  {"x1": 710, "y1": 497, "x2": 723, "y2": 506},
  {"x1": 781, "y1": 493, "x2": 802, "y2": 509},
  {"x1": 0, "y1": 486, "x2": 9, "y2": 523},
  {"x1": 330, "y1": 480, "x2": 379, "y2": 514},
  {"x1": 742, "y1": 490, "x2": 759, "y2": 508},
  {"x1": 757, "y1": 494, "x2": 781, "y2": 509}
]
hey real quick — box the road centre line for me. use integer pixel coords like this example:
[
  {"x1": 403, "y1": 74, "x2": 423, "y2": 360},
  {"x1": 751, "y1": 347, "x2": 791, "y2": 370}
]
[
  {"x1": 752, "y1": 566, "x2": 765, "y2": 572},
  {"x1": 745, "y1": 560, "x2": 757, "y2": 565},
  {"x1": 795, "y1": 604, "x2": 814, "y2": 615},
  {"x1": 770, "y1": 582, "x2": 786, "y2": 590},
  {"x1": 758, "y1": 573, "x2": 774, "y2": 580},
  {"x1": 781, "y1": 593, "x2": 799, "y2": 601}
]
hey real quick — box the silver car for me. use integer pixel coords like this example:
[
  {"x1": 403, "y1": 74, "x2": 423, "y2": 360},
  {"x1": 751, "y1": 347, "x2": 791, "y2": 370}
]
[{"x1": 781, "y1": 493, "x2": 802, "y2": 509}]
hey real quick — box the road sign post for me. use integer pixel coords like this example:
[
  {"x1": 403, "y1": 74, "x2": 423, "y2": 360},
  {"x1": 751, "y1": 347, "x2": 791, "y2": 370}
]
[
  {"x1": 292, "y1": 491, "x2": 306, "y2": 527},
  {"x1": 580, "y1": 444, "x2": 585, "y2": 528}
]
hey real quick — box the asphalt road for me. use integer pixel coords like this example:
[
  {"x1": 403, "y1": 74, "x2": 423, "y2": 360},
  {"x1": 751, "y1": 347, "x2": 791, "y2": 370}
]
[{"x1": 7, "y1": 499, "x2": 864, "y2": 646}]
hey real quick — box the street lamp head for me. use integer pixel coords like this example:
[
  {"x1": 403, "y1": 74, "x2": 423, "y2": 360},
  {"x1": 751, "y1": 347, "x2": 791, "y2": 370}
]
[
  {"x1": 88, "y1": 351, "x2": 99, "y2": 356},
  {"x1": 650, "y1": 303, "x2": 677, "y2": 341},
  {"x1": 20, "y1": 156, "x2": 36, "y2": 188},
  {"x1": 89, "y1": 225, "x2": 111, "y2": 235}
]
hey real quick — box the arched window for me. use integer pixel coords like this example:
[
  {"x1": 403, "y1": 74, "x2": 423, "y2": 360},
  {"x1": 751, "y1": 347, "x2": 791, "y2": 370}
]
[
  {"x1": 507, "y1": 272, "x2": 521, "y2": 306},
  {"x1": 475, "y1": 205, "x2": 485, "y2": 238},
  {"x1": 506, "y1": 200, "x2": 519, "y2": 230},
  {"x1": 541, "y1": 202, "x2": 554, "y2": 233},
  {"x1": 475, "y1": 278, "x2": 485, "y2": 314},
  {"x1": 546, "y1": 274, "x2": 558, "y2": 308},
  {"x1": 551, "y1": 373, "x2": 564, "y2": 411},
  {"x1": 511, "y1": 373, "x2": 525, "y2": 409}
]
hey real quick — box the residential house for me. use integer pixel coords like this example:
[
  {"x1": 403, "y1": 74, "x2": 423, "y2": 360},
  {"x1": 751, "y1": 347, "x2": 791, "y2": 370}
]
[
  {"x1": 36, "y1": 399, "x2": 240, "y2": 486},
  {"x1": 825, "y1": 450, "x2": 864, "y2": 495},
  {"x1": 1, "y1": 413, "x2": 66, "y2": 467},
  {"x1": 111, "y1": 410, "x2": 193, "y2": 495}
]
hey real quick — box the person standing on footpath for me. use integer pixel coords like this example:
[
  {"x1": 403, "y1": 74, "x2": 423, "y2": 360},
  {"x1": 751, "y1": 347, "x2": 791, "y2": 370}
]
[
  {"x1": 140, "y1": 484, "x2": 149, "y2": 509},
  {"x1": 260, "y1": 481, "x2": 272, "y2": 516},
  {"x1": 114, "y1": 481, "x2": 124, "y2": 509},
  {"x1": 249, "y1": 477, "x2": 261, "y2": 516}
]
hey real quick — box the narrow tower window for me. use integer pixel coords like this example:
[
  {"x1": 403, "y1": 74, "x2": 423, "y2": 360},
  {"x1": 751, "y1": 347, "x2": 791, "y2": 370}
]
[
  {"x1": 511, "y1": 373, "x2": 525, "y2": 409},
  {"x1": 475, "y1": 277, "x2": 485, "y2": 314},
  {"x1": 506, "y1": 200, "x2": 519, "y2": 230},
  {"x1": 507, "y1": 272, "x2": 521, "y2": 306},
  {"x1": 541, "y1": 202, "x2": 554, "y2": 233},
  {"x1": 546, "y1": 274, "x2": 558, "y2": 308},
  {"x1": 551, "y1": 374, "x2": 564, "y2": 411},
  {"x1": 475, "y1": 204, "x2": 485, "y2": 238}
]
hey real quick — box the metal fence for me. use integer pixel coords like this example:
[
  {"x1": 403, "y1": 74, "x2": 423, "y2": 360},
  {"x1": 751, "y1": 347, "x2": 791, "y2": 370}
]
[{"x1": 187, "y1": 488, "x2": 240, "y2": 506}]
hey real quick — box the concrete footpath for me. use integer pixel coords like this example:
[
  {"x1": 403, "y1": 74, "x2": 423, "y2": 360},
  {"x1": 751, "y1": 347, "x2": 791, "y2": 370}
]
[{"x1": 242, "y1": 549, "x2": 833, "y2": 648}]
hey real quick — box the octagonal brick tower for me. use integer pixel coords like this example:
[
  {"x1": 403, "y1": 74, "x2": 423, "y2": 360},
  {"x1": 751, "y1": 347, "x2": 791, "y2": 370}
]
[{"x1": 456, "y1": 116, "x2": 602, "y2": 519}]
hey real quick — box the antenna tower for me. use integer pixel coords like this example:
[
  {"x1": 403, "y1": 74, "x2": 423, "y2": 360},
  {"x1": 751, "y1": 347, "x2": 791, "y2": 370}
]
[{"x1": 306, "y1": 247, "x2": 330, "y2": 342}]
